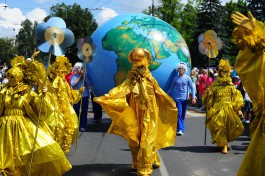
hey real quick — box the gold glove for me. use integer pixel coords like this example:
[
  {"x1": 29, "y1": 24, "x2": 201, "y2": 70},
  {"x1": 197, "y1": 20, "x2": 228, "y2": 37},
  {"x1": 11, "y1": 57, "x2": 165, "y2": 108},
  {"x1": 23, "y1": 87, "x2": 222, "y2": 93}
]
[
  {"x1": 79, "y1": 86, "x2": 84, "y2": 94},
  {"x1": 31, "y1": 49, "x2": 40, "y2": 61},
  {"x1": 231, "y1": 11, "x2": 256, "y2": 32}
]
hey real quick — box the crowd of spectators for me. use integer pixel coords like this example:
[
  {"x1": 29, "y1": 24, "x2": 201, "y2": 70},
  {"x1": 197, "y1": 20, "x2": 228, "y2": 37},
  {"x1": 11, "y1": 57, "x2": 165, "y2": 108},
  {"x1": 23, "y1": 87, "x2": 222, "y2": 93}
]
[
  {"x1": 0, "y1": 63, "x2": 9, "y2": 89},
  {"x1": 190, "y1": 65, "x2": 253, "y2": 124}
]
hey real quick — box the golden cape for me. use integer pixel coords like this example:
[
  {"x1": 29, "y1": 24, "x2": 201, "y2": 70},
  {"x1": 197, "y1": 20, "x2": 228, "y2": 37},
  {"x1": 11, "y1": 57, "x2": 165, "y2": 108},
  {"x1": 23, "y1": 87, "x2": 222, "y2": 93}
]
[
  {"x1": 232, "y1": 19, "x2": 265, "y2": 176},
  {"x1": 94, "y1": 77, "x2": 178, "y2": 150}
]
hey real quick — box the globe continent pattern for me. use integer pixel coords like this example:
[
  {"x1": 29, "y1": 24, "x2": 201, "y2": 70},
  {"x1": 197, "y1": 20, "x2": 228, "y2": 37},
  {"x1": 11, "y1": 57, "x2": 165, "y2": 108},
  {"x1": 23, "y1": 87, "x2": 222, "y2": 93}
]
[{"x1": 88, "y1": 13, "x2": 191, "y2": 96}]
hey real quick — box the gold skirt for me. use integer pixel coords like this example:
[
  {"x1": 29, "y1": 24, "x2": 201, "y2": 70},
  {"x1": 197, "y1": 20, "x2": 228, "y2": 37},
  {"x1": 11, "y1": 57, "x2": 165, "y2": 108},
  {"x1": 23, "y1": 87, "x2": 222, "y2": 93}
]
[{"x1": 0, "y1": 115, "x2": 72, "y2": 176}]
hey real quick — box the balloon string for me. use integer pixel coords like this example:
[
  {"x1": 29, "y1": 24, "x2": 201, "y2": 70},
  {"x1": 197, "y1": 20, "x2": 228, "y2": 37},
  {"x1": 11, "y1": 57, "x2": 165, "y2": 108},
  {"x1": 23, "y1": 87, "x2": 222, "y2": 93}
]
[{"x1": 28, "y1": 52, "x2": 51, "y2": 176}]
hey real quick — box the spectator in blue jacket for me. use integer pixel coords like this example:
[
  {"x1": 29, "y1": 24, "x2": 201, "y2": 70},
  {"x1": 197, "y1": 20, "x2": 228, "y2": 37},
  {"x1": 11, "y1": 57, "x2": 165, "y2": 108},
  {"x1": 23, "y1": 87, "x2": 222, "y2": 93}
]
[
  {"x1": 167, "y1": 63, "x2": 196, "y2": 135},
  {"x1": 71, "y1": 62, "x2": 91, "y2": 132}
]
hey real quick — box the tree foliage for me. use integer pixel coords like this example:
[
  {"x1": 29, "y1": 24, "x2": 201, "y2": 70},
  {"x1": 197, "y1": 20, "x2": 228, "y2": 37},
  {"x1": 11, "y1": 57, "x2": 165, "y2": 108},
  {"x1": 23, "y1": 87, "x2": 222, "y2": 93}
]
[
  {"x1": 246, "y1": 0, "x2": 265, "y2": 21},
  {"x1": 46, "y1": 3, "x2": 98, "y2": 64},
  {"x1": 15, "y1": 19, "x2": 37, "y2": 59},
  {"x1": 178, "y1": 0, "x2": 199, "y2": 46},
  {"x1": 156, "y1": 0, "x2": 183, "y2": 29},
  {"x1": 0, "y1": 38, "x2": 17, "y2": 64},
  {"x1": 189, "y1": 0, "x2": 223, "y2": 68},
  {"x1": 143, "y1": 0, "x2": 252, "y2": 68},
  {"x1": 143, "y1": 0, "x2": 199, "y2": 63},
  {"x1": 220, "y1": 0, "x2": 247, "y2": 65}
]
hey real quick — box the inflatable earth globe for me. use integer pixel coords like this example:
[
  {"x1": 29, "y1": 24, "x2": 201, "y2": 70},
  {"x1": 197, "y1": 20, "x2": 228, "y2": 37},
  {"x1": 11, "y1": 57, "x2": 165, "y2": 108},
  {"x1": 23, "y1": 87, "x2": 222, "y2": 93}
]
[{"x1": 87, "y1": 13, "x2": 191, "y2": 96}]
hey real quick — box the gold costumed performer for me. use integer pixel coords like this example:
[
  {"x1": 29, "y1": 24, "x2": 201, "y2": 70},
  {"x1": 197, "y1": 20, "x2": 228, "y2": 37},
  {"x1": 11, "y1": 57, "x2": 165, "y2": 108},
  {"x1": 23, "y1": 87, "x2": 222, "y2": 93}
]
[
  {"x1": 0, "y1": 56, "x2": 71, "y2": 176},
  {"x1": 231, "y1": 11, "x2": 265, "y2": 175},
  {"x1": 202, "y1": 59, "x2": 244, "y2": 154},
  {"x1": 47, "y1": 55, "x2": 83, "y2": 154},
  {"x1": 94, "y1": 48, "x2": 178, "y2": 176},
  {"x1": 25, "y1": 50, "x2": 64, "y2": 141}
]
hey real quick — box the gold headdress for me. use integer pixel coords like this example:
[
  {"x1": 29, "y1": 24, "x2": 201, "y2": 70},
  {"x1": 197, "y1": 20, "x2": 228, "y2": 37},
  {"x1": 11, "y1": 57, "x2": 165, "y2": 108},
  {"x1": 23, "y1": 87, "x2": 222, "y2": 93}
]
[
  {"x1": 218, "y1": 59, "x2": 231, "y2": 72},
  {"x1": 48, "y1": 55, "x2": 72, "y2": 77},
  {"x1": 6, "y1": 67, "x2": 24, "y2": 82},
  {"x1": 10, "y1": 56, "x2": 25, "y2": 67},
  {"x1": 6, "y1": 56, "x2": 27, "y2": 82},
  {"x1": 25, "y1": 60, "x2": 46, "y2": 87},
  {"x1": 128, "y1": 48, "x2": 152, "y2": 65}
]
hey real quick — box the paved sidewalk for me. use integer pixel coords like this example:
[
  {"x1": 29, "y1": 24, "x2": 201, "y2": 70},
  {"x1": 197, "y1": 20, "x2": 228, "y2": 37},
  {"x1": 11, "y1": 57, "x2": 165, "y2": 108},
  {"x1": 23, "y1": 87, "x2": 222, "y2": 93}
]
[{"x1": 187, "y1": 105, "x2": 206, "y2": 113}]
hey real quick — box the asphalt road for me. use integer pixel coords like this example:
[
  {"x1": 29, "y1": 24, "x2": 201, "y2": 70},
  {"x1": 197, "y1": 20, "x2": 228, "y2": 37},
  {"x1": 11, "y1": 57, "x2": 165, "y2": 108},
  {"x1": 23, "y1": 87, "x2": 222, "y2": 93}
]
[{"x1": 64, "y1": 106, "x2": 250, "y2": 176}]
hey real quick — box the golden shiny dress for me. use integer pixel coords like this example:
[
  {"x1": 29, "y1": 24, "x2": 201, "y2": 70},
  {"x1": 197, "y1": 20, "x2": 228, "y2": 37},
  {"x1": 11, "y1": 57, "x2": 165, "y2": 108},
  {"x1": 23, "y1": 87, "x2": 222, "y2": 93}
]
[
  {"x1": 26, "y1": 58, "x2": 65, "y2": 148},
  {"x1": 0, "y1": 61, "x2": 71, "y2": 176},
  {"x1": 231, "y1": 11, "x2": 265, "y2": 175},
  {"x1": 202, "y1": 59, "x2": 244, "y2": 153},
  {"x1": 46, "y1": 56, "x2": 81, "y2": 154},
  {"x1": 94, "y1": 48, "x2": 177, "y2": 176}
]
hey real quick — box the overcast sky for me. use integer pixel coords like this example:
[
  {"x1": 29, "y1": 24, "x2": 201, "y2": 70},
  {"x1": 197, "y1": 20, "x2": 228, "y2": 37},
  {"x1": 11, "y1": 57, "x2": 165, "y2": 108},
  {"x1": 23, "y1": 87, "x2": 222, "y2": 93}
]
[{"x1": 0, "y1": 0, "x2": 237, "y2": 38}]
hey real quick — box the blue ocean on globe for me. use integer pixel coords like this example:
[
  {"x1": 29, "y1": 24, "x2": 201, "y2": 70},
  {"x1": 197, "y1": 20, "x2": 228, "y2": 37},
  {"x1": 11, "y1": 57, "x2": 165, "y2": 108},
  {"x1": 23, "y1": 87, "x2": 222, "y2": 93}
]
[{"x1": 87, "y1": 13, "x2": 191, "y2": 96}]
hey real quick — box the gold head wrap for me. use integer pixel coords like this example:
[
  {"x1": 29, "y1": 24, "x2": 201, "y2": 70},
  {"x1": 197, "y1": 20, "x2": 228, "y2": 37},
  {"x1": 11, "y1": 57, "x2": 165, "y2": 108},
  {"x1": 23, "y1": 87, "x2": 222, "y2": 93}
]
[
  {"x1": 6, "y1": 66, "x2": 24, "y2": 82},
  {"x1": 49, "y1": 55, "x2": 72, "y2": 76},
  {"x1": 6, "y1": 56, "x2": 27, "y2": 82},
  {"x1": 25, "y1": 60, "x2": 46, "y2": 87},
  {"x1": 10, "y1": 56, "x2": 25, "y2": 67},
  {"x1": 218, "y1": 59, "x2": 231, "y2": 72},
  {"x1": 128, "y1": 48, "x2": 152, "y2": 66}
]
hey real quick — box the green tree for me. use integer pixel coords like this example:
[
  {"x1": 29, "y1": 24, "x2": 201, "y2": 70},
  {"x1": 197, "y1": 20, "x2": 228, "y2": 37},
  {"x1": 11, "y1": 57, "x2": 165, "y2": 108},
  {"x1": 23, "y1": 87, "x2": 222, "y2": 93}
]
[
  {"x1": 46, "y1": 3, "x2": 98, "y2": 64},
  {"x1": 156, "y1": 0, "x2": 183, "y2": 29},
  {"x1": 246, "y1": 0, "x2": 265, "y2": 21},
  {"x1": 178, "y1": 0, "x2": 199, "y2": 46},
  {"x1": 0, "y1": 38, "x2": 17, "y2": 64},
  {"x1": 15, "y1": 19, "x2": 38, "y2": 59},
  {"x1": 189, "y1": 0, "x2": 223, "y2": 68},
  {"x1": 143, "y1": 0, "x2": 184, "y2": 30},
  {"x1": 220, "y1": 0, "x2": 247, "y2": 65}
]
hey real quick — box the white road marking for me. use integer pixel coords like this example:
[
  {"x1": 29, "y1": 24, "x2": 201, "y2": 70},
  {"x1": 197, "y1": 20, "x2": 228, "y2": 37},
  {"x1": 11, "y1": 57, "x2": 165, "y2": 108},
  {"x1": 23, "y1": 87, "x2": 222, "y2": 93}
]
[{"x1": 158, "y1": 152, "x2": 170, "y2": 176}]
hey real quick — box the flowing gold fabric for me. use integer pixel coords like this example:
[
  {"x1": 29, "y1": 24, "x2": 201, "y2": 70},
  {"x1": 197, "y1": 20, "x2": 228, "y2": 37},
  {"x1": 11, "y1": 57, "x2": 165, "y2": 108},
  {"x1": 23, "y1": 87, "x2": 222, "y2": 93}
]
[
  {"x1": 45, "y1": 56, "x2": 81, "y2": 154},
  {"x1": 94, "y1": 67, "x2": 177, "y2": 175},
  {"x1": 202, "y1": 77, "x2": 244, "y2": 147},
  {"x1": 46, "y1": 75, "x2": 81, "y2": 154},
  {"x1": 232, "y1": 17, "x2": 265, "y2": 176},
  {"x1": 0, "y1": 84, "x2": 71, "y2": 176}
]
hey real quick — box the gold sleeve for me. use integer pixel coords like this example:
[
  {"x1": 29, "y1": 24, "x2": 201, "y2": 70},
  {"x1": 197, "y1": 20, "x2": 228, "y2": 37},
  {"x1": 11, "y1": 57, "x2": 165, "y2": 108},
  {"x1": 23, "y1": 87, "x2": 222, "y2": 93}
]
[
  {"x1": 232, "y1": 20, "x2": 265, "y2": 117},
  {"x1": 232, "y1": 20, "x2": 265, "y2": 51},
  {"x1": 70, "y1": 89, "x2": 82, "y2": 104},
  {"x1": 0, "y1": 91, "x2": 4, "y2": 116},
  {"x1": 202, "y1": 88, "x2": 214, "y2": 108},
  {"x1": 231, "y1": 88, "x2": 244, "y2": 111},
  {"x1": 31, "y1": 92, "x2": 54, "y2": 121}
]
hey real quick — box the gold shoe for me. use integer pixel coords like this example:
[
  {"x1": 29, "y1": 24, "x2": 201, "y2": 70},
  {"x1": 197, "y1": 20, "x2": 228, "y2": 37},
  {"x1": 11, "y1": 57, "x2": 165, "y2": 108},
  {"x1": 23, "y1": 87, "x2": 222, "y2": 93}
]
[
  {"x1": 153, "y1": 163, "x2": 160, "y2": 169},
  {"x1": 131, "y1": 162, "x2": 137, "y2": 169},
  {"x1": 221, "y1": 145, "x2": 228, "y2": 154}
]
